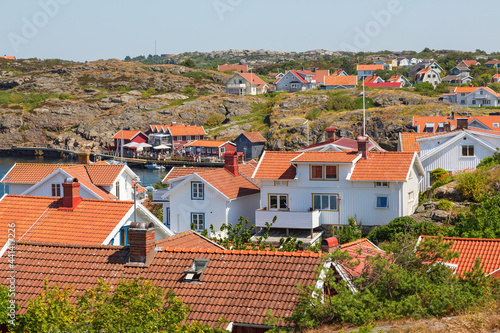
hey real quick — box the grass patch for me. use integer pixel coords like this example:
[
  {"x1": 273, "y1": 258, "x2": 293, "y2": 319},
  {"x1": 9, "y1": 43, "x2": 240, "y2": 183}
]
[
  {"x1": 0, "y1": 91, "x2": 72, "y2": 112},
  {"x1": 180, "y1": 72, "x2": 212, "y2": 79}
]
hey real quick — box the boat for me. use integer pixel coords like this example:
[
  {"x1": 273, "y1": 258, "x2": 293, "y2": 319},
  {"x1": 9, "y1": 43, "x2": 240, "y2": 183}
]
[{"x1": 144, "y1": 163, "x2": 165, "y2": 170}]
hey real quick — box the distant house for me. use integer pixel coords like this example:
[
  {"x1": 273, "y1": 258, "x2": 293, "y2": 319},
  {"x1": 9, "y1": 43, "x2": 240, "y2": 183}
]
[
  {"x1": 322, "y1": 75, "x2": 357, "y2": 90},
  {"x1": 217, "y1": 64, "x2": 248, "y2": 73},
  {"x1": 491, "y1": 74, "x2": 500, "y2": 83},
  {"x1": 112, "y1": 130, "x2": 148, "y2": 152},
  {"x1": 412, "y1": 114, "x2": 500, "y2": 133},
  {"x1": 314, "y1": 69, "x2": 330, "y2": 84},
  {"x1": 0, "y1": 56, "x2": 15, "y2": 60},
  {"x1": 183, "y1": 140, "x2": 236, "y2": 158},
  {"x1": 451, "y1": 65, "x2": 471, "y2": 77},
  {"x1": 397, "y1": 58, "x2": 410, "y2": 67},
  {"x1": 357, "y1": 64, "x2": 384, "y2": 80},
  {"x1": 458, "y1": 60, "x2": 479, "y2": 67},
  {"x1": 158, "y1": 153, "x2": 260, "y2": 236},
  {"x1": 275, "y1": 70, "x2": 316, "y2": 92},
  {"x1": 234, "y1": 132, "x2": 266, "y2": 160},
  {"x1": 332, "y1": 69, "x2": 348, "y2": 76},
  {"x1": 442, "y1": 75, "x2": 473, "y2": 85},
  {"x1": 387, "y1": 74, "x2": 412, "y2": 87},
  {"x1": 485, "y1": 60, "x2": 500, "y2": 68},
  {"x1": 414, "y1": 68, "x2": 441, "y2": 87},
  {"x1": 409, "y1": 61, "x2": 442, "y2": 78},
  {"x1": 363, "y1": 75, "x2": 385, "y2": 84},
  {"x1": 146, "y1": 124, "x2": 206, "y2": 153},
  {"x1": 225, "y1": 72, "x2": 268, "y2": 95},
  {"x1": 454, "y1": 86, "x2": 500, "y2": 107}
]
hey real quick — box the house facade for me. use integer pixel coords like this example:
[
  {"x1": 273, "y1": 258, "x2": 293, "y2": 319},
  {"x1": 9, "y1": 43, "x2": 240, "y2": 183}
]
[
  {"x1": 112, "y1": 130, "x2": 148, "y2": 151},
  {"x1": 234, "y1": 132, "x2": 266, "y2": 160},
  {"x1": 455, "y1": 86, "x2": 500, "y2": 107},
  {"x1": 387, "y1": 74, "x2": 412, "y2": 87},
  {"x1": 252, "y1": 142, "x2": 424, "y2": 231},
  {"x1": 275, "y1": 70, "x2": 316, "y2": 92},
  {"x1": 357, "y1": 64, "x2": 384, "y2": 80},
  {"x1": 414, "y1": 68, "x2": 441, "y2": 87},
  {"x1": 146, "y1": 124, "x2": 206, "y2": 153},
  {"x1": 183, "y1": 140, "x2": 236, "y2": 158},
  {"x1": 322, "y1": 75, "x2": 357, "y2": 90},
  {"x1": 225, "y1": 73, "x2": 268, "y2": 95}
]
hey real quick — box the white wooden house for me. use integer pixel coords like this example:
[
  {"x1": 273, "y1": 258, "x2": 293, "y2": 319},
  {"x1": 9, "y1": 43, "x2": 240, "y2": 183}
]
[
  {"x1": 225, "y1": 72, "x2": 268, "y2": 95},
  {"x1": 252, "y1": 138, "x2": 424, "y2": 232},
  {"x1": 455, "y1": 86, "x2": 500, "y2": 108}
]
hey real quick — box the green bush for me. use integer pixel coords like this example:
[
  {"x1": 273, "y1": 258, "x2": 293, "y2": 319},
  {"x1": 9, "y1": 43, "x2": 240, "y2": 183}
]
[
  {"x1": 368, "y1": 216, "x2": 417, "y2": 243},
  {"x1": 204, "y1": 113, "x2": 225, "y2": 127},
  {"x1": 182, "y1": 86, "x2": 196, "y2": 94},
  {"x1": 335, "y1": 217, "x2": 363, "y2": 244},
  {"x1": 430, "y1": 168, "x2": 453, "y2": 189},
  {"x1": 179, "y1": 58, "x2": 196, "y2": 68},
  {"x1": 414, "y1": 82, "x2": 435, "y2": 92},
  {"x1": 450, "y1": 194, "x2": 500, "y2": 238},
  {"x1": 456, "y1": 171, "x2": 487, "y2": 202},
  {"x1": 326, "y1": 94, "x2": 354, "y2": 111},
  {"x1": 477, "y1": 149, "x2": 500, "y2": 169},
  {"x1": 437, "y1": 199, "x2": 453, "y2": 211},
  {"x1": 305, "y1": 107, "x2": 321, "y2": 120}
]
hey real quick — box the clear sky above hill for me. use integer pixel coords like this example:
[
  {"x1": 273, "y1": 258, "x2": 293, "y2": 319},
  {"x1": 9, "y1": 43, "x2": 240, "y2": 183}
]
[{"x1": 0, "y1": 0, "x2": 497, "y2": 62}]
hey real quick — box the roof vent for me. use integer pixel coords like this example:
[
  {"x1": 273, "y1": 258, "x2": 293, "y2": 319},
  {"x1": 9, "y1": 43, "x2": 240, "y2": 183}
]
[{"x1": 184, "y1": 258, "x2": 209, "y2": 282}]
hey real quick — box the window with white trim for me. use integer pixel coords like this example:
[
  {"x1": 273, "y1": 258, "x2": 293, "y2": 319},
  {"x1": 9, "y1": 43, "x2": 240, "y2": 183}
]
[
  {"x1": 269, "y1": 194, "x2": 288, "y2": 210},
  {"x1": 461, "y1": 145, "x2": 474, "y2": 157},
  {"x1": 191, "y1": 182, "x2": 204, "y2": 200},
  {"x1": 51, "y1": 184, "x2": 61, "y2": 197},
  {"x1": 312, "y1": 194, "x2": 338, "y2": 211},
  {"x1": 191, "y1": 213, "x2": 205, "y2": 231},
  {"x1": 274, "y1": 181, "x2": 288, "y2": 186},
  {"x1": 375, "y1": 181, "x2": 388, "y2": 188},
  {"x1": 376, "y1": 196, "x2": 389, "y2": 208},
  {"x1": 408, "y1": 191, "x2": 414, "y2": 202}
]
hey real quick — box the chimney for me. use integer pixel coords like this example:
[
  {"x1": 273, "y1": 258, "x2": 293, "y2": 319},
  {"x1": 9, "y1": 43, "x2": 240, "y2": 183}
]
[
  {"x1": 469, "y1": 83, "x2": 474, "y2": 87},
  {"x1": 224, "y1": 152, "x2": 242, "y2": 176},
  {"x1": 457, "y1": 118, "x2": 468, "y2": 130},
  {"x1": 357, "y1": 136, "x2": 369, "y2": 159},
  {"x1": 78, "y1": 152, "x2": 90, "y2": 164},
  {"x1": 127, "y1": 222, "x2": 157, "y2": 267},
  {"x1": 443, "y1": 122, "x2": 451, "y2": 132},
  {"x1": 451, "y1": 111, "x2": 455, "y2": 120},
  {"x1": 60, "y1": 177, "x2": 82, "y2": 210},
  {"x1": 326, "y1": 127, "x2": 336, "y2": 141},
  {"x1": 321, "y1": 237, "x2": 339, "y2": 253}
]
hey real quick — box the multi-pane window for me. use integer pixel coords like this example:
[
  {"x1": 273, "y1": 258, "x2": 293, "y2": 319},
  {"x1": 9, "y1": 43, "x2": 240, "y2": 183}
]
[
  {"x1": 310, "y1": 165, "x2": 338, "y2": 180},
  {"x1": 120, "y1": 226, "x2": 129, "y2": 246},
  {"x1": 269, "y1": 194, "x2": 288, "y2": 210},
  {"x1": 191, "y1": 213, "x2": 205, "y2": 231},
  {"x1": 51, "y1": 184, "x2": 61, "y2": 197},
  {"x1": 115, "y1": 181, "x2": 120, "y2": 199},
  {"x1": 376, "y1": 196, "x2": 389, "y2": 208},
  {"x1": 191, "y1": 182, "x2": 204, "y2": 200},
  {"x1": 312, "y1": 194, "x2": 338, "y2": 211},
  {"x1": 325, "y1": 166, "x2": 337, "y2": 179},
  {"x1": 311, "y1": 165, "x2": 323, "y2": 179},
  {"x1": 376, "y1": 181, "x2": 389, "y2": 187},
  {"x1": 461, "y1": 145, "x2": 474, "y2": 157},
  {"x1": 408, "y1": 191, "x2": 414, "y2": 202}
]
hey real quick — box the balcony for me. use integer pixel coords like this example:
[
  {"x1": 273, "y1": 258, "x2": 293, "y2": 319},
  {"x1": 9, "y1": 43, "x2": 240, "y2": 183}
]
[
  {"x1": 226, "y1": 83, "x2": 247, "y2": 89},
  {"x1": 152, "y1": 188, "x2": 170, "y2": 203},
  {"x1": 255, "y1": 208, "x2": 320, "y2": 229},
  {"x1": 474, "y1": 94, "x2": 488, "y2": 99}
]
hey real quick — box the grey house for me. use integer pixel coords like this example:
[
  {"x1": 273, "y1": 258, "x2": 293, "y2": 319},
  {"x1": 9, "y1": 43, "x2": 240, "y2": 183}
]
[
  {"x1": 274, "y1": 70, "x2": 316, "y2": 92},
  {"x1": 234, "y1": 132, "x2": 266, "y2": 160}
]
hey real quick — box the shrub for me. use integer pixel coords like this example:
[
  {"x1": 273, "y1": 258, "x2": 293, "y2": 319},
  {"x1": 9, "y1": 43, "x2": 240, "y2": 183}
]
[
  {"x1": 414, "y1": 82, "x2": 435, "y2": 92},
  {"x1": 430, "y1": 168, "x2": 453, "y2": 189},
  {"x1": 326, "y1": 94, "x2": 354, "y2": 111},
  {"x1": 437, "y1": 199, "x2": 453, "y2": 211},
  {"x1": 477, "y1": 149, "x2": 500, "y2": 169},
  {"x1": 335, "y1": 217, "x2": 363, "y2": 244},
  {"x1": 450, "y1": 194, "x2": 500, "y2": 238},
  {"x1": 204, "y1": 113, "x2": 225, "y2": 128},
  {"x1": 305, "y1": 107, "x2": 321, "y2": 120},
  {"x1": 182, "y1": 86, "x2": 196, "y2": 94},
  {"x1": 179, "y1": 58, "x2": 196, "y2": 68},
  {"x1": 456, "y1": 171, "x2": 487, "y2": 202},
  {"x1": 368, "y1": 216, "x2": 417, "y2": 243}
]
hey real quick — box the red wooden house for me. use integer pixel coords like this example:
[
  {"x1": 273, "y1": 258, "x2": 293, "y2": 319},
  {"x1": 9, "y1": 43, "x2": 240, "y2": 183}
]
[{"x1": 112, "y1": 130, "x2": 148, "y2": 151}]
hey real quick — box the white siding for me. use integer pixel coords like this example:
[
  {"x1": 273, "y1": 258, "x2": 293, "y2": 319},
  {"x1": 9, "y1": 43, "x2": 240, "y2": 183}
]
[
  {"x1": 8, "y1": 184, "x2": 32, "y2": 195},
  {"x1": 109, "y1": 209, "x2": 170, "y2": 245},
  {"x1": 227, "y1": 193, "x2": 260, "y2": 228}
]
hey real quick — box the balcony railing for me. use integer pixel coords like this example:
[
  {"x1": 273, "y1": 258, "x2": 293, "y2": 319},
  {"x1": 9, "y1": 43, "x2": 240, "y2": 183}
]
[
  {"x1": 255, "y1": 208, "x2": 321, "y2": 229},
  {"x1": 226, "y1": 83, "x2": 247, "y2": 89}
]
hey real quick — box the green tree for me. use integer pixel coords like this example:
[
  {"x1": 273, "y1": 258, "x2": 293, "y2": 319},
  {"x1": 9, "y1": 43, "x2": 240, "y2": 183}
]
[
  {"x1": 450, "y1": 194, "x2": 500, "y2": 239},
  {"x1": 179, "y1": 58, "x2": 197, "y2": 68}
]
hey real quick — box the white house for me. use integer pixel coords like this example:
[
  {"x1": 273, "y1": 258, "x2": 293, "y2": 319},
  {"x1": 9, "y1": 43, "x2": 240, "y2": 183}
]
[
  {"x1": 399, "y1": 125, "x2": 500, "y2": 190},
  {"x1": 454, "y1": 86, "x2": 500, "y2": 107},
  {"x1": 0, "y1": 160, "x2": 142, "y2": 201},
  {"x1": 251, "y1": 138, "x2": 424, "y2": 235},
  {"x1": 225, "y1": 72, "x2": 268, "y2": 95},
  {"x1": 414, "y1": 68, "x2": 441, "y2": 87},
  {"x1": 387, "y1": 74, "x2": 412, "y2": 87},
  {"x1": 155, "y1": 152, "x2": 260, "y2": 236}
]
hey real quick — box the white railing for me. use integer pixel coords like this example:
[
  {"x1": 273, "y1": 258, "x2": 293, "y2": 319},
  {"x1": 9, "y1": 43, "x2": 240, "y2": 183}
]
[{"x1": 255, "y1": 209, "x2": 321, "y2": 229}]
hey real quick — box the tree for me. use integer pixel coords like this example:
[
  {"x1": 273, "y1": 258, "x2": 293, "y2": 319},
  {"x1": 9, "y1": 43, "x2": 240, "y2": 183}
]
[
  {"x1": 124, "y1": 56, "x2": 131, "y2": 62},
  {"x1": 179, "y1": 58, "x2": 197, "y2": 68}
]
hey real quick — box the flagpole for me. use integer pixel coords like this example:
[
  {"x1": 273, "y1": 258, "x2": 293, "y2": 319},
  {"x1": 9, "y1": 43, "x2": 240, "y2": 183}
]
[{"x1": 363, "y1": 77, "x2": 366, "y2": 136}]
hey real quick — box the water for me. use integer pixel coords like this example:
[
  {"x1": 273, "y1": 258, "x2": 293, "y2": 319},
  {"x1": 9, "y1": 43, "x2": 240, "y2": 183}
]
[{"x1": 0, "y1": 156, "x2": 167, "y2": 196}]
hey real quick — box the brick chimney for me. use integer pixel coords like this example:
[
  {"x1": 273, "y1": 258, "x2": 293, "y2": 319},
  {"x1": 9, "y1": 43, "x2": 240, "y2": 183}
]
[
  {"x1": 224, "y1": 152, "x2": 243, "y2": 176},
  {"x1": 127, "y1": 222, "x2": 157, "y2": 267},
  {"x1": 321, "y1": 237, "x2": 339, "y2": 253},
  {"x1": 78, "y1": 152, "x2": 90, "y2": 164},
  {"x1": 457, "y1": 118, "x2": 468, "y2": 130},
  {"x1": 326, "y1": 127, "x2": 336, "y2": 141},
  {"x1": 60, "y1": 177, "x2": 82, "y2": 210},
  {"x1": 357, "y1": 136, "x2": 369, "y2": 159}
]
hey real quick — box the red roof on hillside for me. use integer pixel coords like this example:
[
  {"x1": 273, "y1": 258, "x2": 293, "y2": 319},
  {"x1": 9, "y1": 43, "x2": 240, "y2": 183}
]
[
  {"x1": 241, "y1": 132, "x2": 266, "y2": 143},
  {"x1": 357, "y1": 64, "x2": 384, "y2": 71},
  {"x1": 156, "y1": 230, "x2": 224, "y2": 250},
  {"x1": 324, "y1": 75, "x2": 357, "y2": 86},
  {"x1": 239, "y1": 73, "x2": 267, "y2": 88},
  {"x1": 461, "y1": 60, "x2": 479, "y2": 67},
  {"x1": 252, "y1": 151, "x2": 301, "y2": 180},
  {"x1": 218, "y1": 64, "x2": 248, "y2": 72},
  {"x1": 314, "y1": 70, "x2": 330, "y2": 83},
  {"x1": 112, "y1": 130, "x2": 143, "y2": 140},
  {"x1": 349, "y1": 152, "x2": 416, "y2": 181}
]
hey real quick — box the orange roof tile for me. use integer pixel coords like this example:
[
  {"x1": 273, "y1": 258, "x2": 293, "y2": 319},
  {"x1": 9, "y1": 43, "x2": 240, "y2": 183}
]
[
  {"x1": 218, "y1": 64, "x2": 248, "y2": 72},
  {"x1": 85, "y1": 164, "x2": 124, "y2": 186},
  {"x1": 388, "y1": 75, "x2": 402, "y2": 82},
  {"x1": 420, "y1": 236, "x2": 500, "y2": 277},
  {"x1": 239, "y1": 73, "x2": 267, "y2": 87},
  {"x1": 0, "y1": 241, "x2": 320, "y2": 325},
  {"x1": 0, "y1": 195, "x2": 133, "y2": 246},
  {"x1": 196, "y1": 167, "x2": 259, "y2": 199},
  {"x1": 363, "y1": 75, "x2": 382, "y2": 84},
  {"x1": 112, "y1": 130, "x2": 142, "y2": 140},
  {"x1": 462, "y1": 60, "x2": 479, "y2": 67},
  {"x1": 156, "y1": 230, "x2": 224, "y2": 250},
  {"x1": 242, "y1": 132, "x2": 266, "y2": 143},
  {"x1": 252, "y1": 151, "x2": 302, "y2": 180},
  {"x1": 399, "y1": 132, "x2": 432, "y2": 153},
  {"x1": 350, "y1": 152, "x2": 415, "y2": 181},
  {"x1": 168, "y1": 125, "x2": 206, "y2": 136},
  {"x1": 413, "y1": 115, "x2": 500, "y2": 133},
  {"x1": 292, "y1": 151, "x2": 359, "y2": 163},
  {"x1": 324, "y1": 75, "x2": 357, "y2": 86},
  {"x1": 1, "y1": 163, "x2": 64, "y2": 183},
  {"x1": 314, "y1": 70, "x2": 330, "y2": 83},
  {"x1": 357, "y1": 64, "x2": 384, "y2": 71},
  {"x1": 184, "y1": 140, "x2": 233, "y2": 148},
  {"x1": 340, "y1": 238, "x2": 386, "y2": 278}
]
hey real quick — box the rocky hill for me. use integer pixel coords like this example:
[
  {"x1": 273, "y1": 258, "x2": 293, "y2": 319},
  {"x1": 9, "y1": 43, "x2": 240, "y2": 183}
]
[{"x1": 0, "y1": 58, "x2": 495, "y2": 153}]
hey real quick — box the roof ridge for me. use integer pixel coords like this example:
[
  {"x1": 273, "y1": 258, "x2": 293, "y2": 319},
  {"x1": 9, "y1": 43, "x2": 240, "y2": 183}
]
[
  {"x1": 422, "y1": 235, "x2": 500, "y2": 242},
  {"x1": 16, "y1": 240, "x2": 125, "y2": 249},
  {"x1": 161, "y1": 247, "x2": 321, "y2": 257}
]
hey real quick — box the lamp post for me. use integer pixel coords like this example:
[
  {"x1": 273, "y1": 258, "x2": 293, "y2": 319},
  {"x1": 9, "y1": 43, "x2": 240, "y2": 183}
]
[{"x1": 133, "y1": 177, "x2": 140, "y2": 223}]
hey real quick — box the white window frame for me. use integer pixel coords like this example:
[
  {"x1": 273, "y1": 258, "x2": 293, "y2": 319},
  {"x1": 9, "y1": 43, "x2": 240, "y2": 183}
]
[
  {"x1": 51, "y1": 183, "x2": 61, "y2": 197},
  {"x1": 375, "y1": 181, "x2": 389, "y2": 188},
  {"x1": 191, "y1": 181, "x2": 204, "y2": 200},
  {"x1": 408, "y1": 191, "x2": 414, "y2": 202},
  {"x1": 376, "y1": 196, "x2": 389, "y2": 209},
  {"x1": 312, "y1": 194, "x2": 338, "y2": 211},
  {"x1": 191, "y1": 213, "x2": 205, "y2": 231},
  {"x1": 268, "y1": 194, "x2": 288, "y2": 210}
]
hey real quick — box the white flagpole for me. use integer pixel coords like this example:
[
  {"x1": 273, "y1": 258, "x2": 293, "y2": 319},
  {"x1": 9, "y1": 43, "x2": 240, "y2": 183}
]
[{"x1": 363, "y1": 77, "x2": 366, "y2": 136}]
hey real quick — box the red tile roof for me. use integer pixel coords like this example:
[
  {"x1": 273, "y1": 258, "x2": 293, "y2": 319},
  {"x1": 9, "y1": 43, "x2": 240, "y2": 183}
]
[
  {"x1": 184, "y1": 140, "x2": 234, "y2": 148},
  {"x1": 292, "y1": 151, "x2": 359, "y2": 163},
  {"x1": 0, "y1": 241, "x2": 321, "y2": 326},
  {"x1": 388, "y1": 75, "x2": 402, "y2": 82},
  {"x1": 156, "y1": 230, "x2": 224, "y2": 250},
  {"x1": 357, "y1": 64, "x2": 384, "y2": 71},
  {"x1": 340, "y1": 238, "x2": 386, "y2": 278},
  {"x1": 364, "y1": 82, "x2": 403, "y2": 88},
  {"x1": 485, "y1": 60, "x2": 500, "y2": 65},
  {"x1": 218, "y1": 64, "x2": 248, "y2": 72},
  {"x1": 413, "y1": 115, "x2": 500, "y2": 133},
  {"x1": 420, "y1": 236, "x2": 500, "y2": 277},
  {"x1": 0, "y1": 195, "x2": 133, "y2": 246},
  {"x1": 112, "y1": 130, "x2": 142, "y2": 140},
  {"x1": 196, "y1": 167, "x2": 260, "y2": 199},
  {"x1": 168, "y1": 124, "x2": 206, "y2": 136},
  {"x1": 242, "y1": 132, "x2": 266, "y2": 143},
  {"x1": 85, "y1": 164, "x2": 124, "y2": 186},
  {"x1": 332, "y1": 69, "x2": 346, "y2": 76},
  {"x1": 461, "y1": 60, "x2": 479, "y2": 67},
  {"x1": 363, "y1": 75, "x2": 382, "y2": 84},
  {"x1": 314, "y1": 70, "x2": 330, "y2": 83},
  {"x1": 350, "y1": 152, "x2": 416, "y2": 181},
  {"x1": 323, "y1": 75, "x2": 357, "y2": 86},
  {"x1": 0, "y1": 56, "x2": 15, "y2": 60},
  {"x1": 239, "y1": 73, "x2": 267, "y2": 88},
  {"x1": 399, "y1": 132, "x2": 432, "y2": 153},
  {"x1": 252, "y1": 151, "x2": 302, "y2": 180},
  {"x1": 163, "y1": 167, "x2": 221, "y2": 183}
]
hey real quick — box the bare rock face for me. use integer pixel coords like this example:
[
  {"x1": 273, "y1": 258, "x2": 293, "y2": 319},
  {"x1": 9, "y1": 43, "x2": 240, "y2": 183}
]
[
  {"x1": 433, "y1": 181, "x2": 464, "y2": 202},
  {"x1": 279, "y1": 95, "x2": 329, "y2": 111},
  {"x1": 223, "y1": 98, "x2": 252, "y2": 120}
]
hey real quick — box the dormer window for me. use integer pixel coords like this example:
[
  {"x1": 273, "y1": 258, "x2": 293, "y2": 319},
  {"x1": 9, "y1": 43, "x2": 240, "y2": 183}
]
[
  {"x1": 184, "y1": 259, "x2": 209, "y2": 281},
  {"x1": 51, "y1": 184, "x2": 61, "y2": 197},
  {"x1": 310, "y1": 165, "x2": 338, "y2": 180}
]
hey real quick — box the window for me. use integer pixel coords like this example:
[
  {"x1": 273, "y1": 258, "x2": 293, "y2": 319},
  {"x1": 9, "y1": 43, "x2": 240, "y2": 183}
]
[
  {"x1": 274, "y1": 181, "x2": 288, "y2": 186},
  {"x1": 115, "y1": 181, "x2": 120, "y2": 199},
  {"x1": 185, "y1": 259, "x2": 209, "y2": 281},
  {"x1": 191, "y1": 182, "x2": 204, "y2": 200},
  {"x1": 202, "y1": 147, "x2": 206, "y2": 153},
  {"x1": 310, "y1": 165, "x2": 338, "y2": 180},
  {"x1": 195, "y1": 135, "x2": 200, "y2": 140},
  {"x1": 220, "y1": 147, "x2": 225, "y2": 154},
  {"x1": 191, "y1": 213, "x2": 205, "y2": 231},
  {"x1": 461, "y1": 93, "x2": 465, "y2": 97},
  {"x1": 120, "y1": 226, "x2": 130, "y2": 246},
  {"x1": 408, "y1": 191, "x2": 414, "y2": 202},
  {"x1": 312, "y1": 194, "x2": 338, "y2": 211},
  {"x1": 269, "y1": 194, "x2": 288, "y2": 210},
  {"x1": 460, "y1": 100, "x2": 465, "y2": 105},
  {"x1": 51, "y1": 184, "x2": 61, "y2": 197},
  {"x1": 376, "y1": 196, "x2": 389, "y2": 208},
  {"x1": 375, "y1": 181, "x2": 389, "y2": 187},
  {"x1": 461, "y1": 145, "x2": 474, "y2": 157},
  {"x1": 472, "y1": 100, "x2": 476, "y2": 105},
  {"x1": 311, "y1": 165, "x2": 323, "y2": 179},
  {"x1": 325, "y1": 166, "x2": 338, "y2": 179},
  {"x1": 165, "y1": 207, "x2": 170, "y2": 228},
  {"x1": 493, "y1": 123, "x2": 499, "y2": 128}
]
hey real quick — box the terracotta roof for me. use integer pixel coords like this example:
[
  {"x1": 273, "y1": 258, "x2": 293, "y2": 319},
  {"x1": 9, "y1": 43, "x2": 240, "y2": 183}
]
[
  {"x1": 196, "y1": 167, "x2": 260, "y2": 199},
  {"x1": 0, "y1": 241, "x2": 321, "y2": 326},
  {"x1": 413, "y1": 115, "x2": 500, "y2": 133},
  {"x1": 292, "y1": 151, "x2": 359, "y2": 163},
  {"x1": 242, "y1": 132, "x2": 266, "y2": 143},
  {"x1": 461, "y1": 60, "x2": 479, "y2": 67},
  {"x1": 218, "y1": 64, "x2": 248, "y2": 72},
  {"x1": 388, "y1": 75, "x2": 402, "y2": 82},
  {"x1": 323, "y1": 75, "x2": 357, "y2": 86},
  {"x1": 350, "y1": 152, "x2": 415, "y2": 181},
  {"x1": 112, "y1": 130, "x2": 142, "y2": 140},
  {"x1": 417, "y1": 68, "x2": 432, "y2": 75},
  {"x1": 65, "y1": 167, "x2": 117, "y2": 200},
  {"x1": 364, "y1": 82, "x2": 403, "y2": 88},
  {"x1": 420, "y1": 236, "x2": 500, "y2": 277},
  {"x1": 340, "y1": 238, "x2": 386, "y2": 278},
  {"x1": 1, "y1": 163, "x2": 64, "y2": 184},
  {"x1": 363, "y1": 75, "x2": 382, "y2": 84},
  {"x1": 357, "y1": 64, "x2": 384, "y2": 71},
  {"x1": 184, "y1": 140, "x2": 233, "y2": 148},
  {"x1": 156, "y1": 230, "x2": 224, "y2": 250},
  {"x1": 239, "y1": 73, "x2": 267, "y2": 88},
  {"x1": 168, "y1": 125, "x2": 206, "y2": 136},
  {"x1": 163, "y1": 167, "x2": 221, "y2": 183},
  {"x1": 399, "y1": 132, "x2": 432, "y2": 153},
  {"x1": 252, "y1": 151, "x2": 301, "y2": 180},
  {"x1": 0, "y1": 56, "x2": 15, "y2": 60},
  {"x1": 485, "y1": 60, "x2": 500, "y2": 65},
  {"x1": 289, "y1": 70, "x2": 309, "y2": 84},
  {"x1": 454, "y1": 86, "x2": 500, "y2": 98},
  {"x1": 84, "y1": 164, "x2": 124, "y2": 186},
  {"x1": 314, "y1": 70, "x2": 330, "y2": 83},
  {"x1": 0, "y1": 195, "x2": 133, "y2": 246}
]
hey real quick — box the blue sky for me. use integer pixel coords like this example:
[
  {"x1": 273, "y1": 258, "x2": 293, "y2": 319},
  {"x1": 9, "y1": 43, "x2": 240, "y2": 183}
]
[{"x1": 0, "y1": 0, "x2": 497, "y2": 62}]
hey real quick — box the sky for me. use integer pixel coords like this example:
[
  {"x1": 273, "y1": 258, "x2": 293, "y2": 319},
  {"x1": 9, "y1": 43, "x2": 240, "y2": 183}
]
[{"x1": 0, "y1": 0, "x2": 498, "y2": 62}]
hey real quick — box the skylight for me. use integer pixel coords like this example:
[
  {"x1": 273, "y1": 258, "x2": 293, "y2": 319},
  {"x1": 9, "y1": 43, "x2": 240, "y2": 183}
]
[{"x1": 184, "y1": 259, "x2": 209, "y2": 281}]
